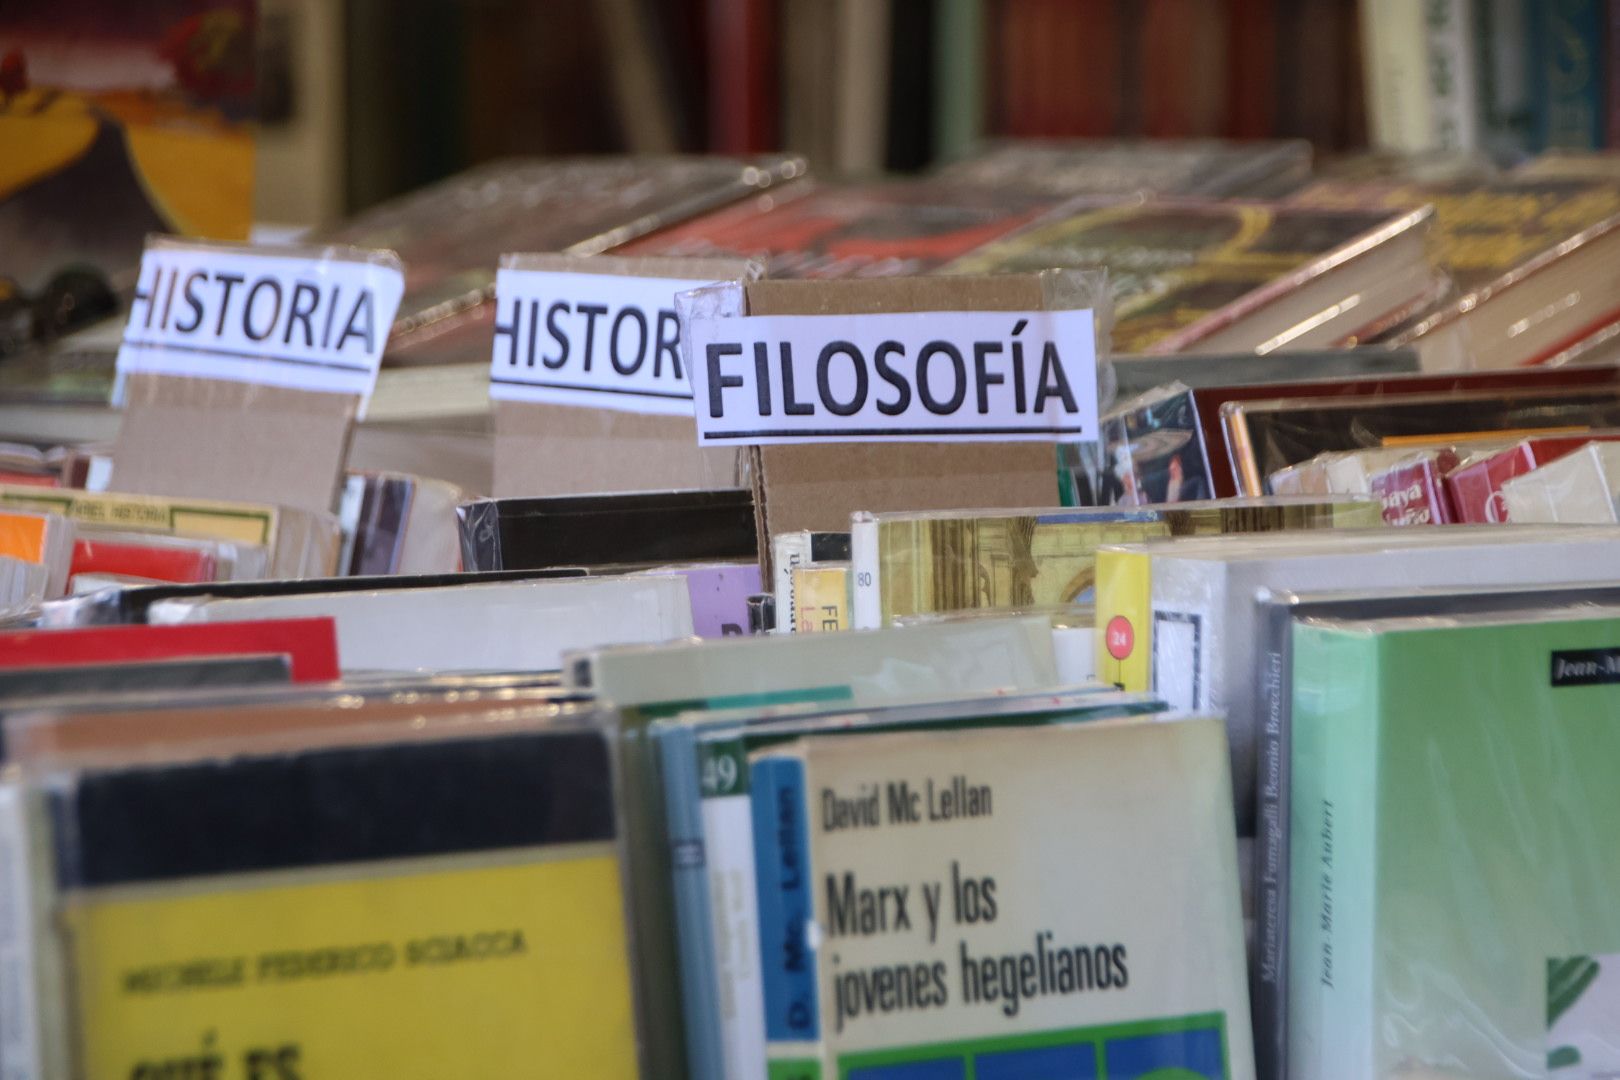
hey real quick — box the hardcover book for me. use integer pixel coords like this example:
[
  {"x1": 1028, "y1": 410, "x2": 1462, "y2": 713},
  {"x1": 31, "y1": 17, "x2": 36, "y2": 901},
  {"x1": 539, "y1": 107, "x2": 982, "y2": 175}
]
[
  {"x1": 614, "y1": 180, "x2": 1065, "y2": 279},
  {"x1": 1445, "y1": 434, "x2": 1620, "y2": 523},
  {"x1": 0, "y1": 509, "x2": 71, "y2": 598},
  {"x1": 938, "y1": 137, "x2": 1313, "y2": 198},
  {"x1": 791, "y1": 564, "x2": 849, "y2": 632},
  {"x1": 1249, "y1": 583, "x2": 1620, "y2": 1080},
  {"x1": 457, "y1": 491, "x2": 758, "y2": 572},
  {"x1": 316, "y1": 154, "x2": 804, "y2": 337},
  {"x1": 23, "y1": 714, "x2": 640, "y2": 1078},
  {"x1": 566, "y1": 616, "x2": 1063, "y2": 1080},
  {"x1": 1223, "y1": 383, "x2": 1620, "y2": 496},
  {"x1": 944, "y1": 198, "x2": 1436, "y2": 353},
  {"x1": 850, "y1": 498, "x2": 1383, "y2": 631},
  {"x1": 771, "y1": 531, "x2": 851, "y2": 634},
  {"x1": 1501, "y1": 441, "x2": 1620, "y2": 524},
  {"x1": 1289, "y1": 176, "x2": 1620, "y2": 368},
  {"x1": 1289, "y1": 609, "x2": 1620, "y2": 1077},
  {"x1": 1097, "y1": 526, "x2": 1620, "y2": 835},
  {"x1": 0, "y1": 486, "x2": 337, "y2": 579},
  {"x1": 0, "y1": 618, "x2": 338, "y2": 683},
  {"x1": 147, "y1": 575, "x2": 694, "y2": 674},
  {"x1": 1076, "y1": 364, "x2": 1620, "y2": 500},
  {"x1": 751, "y1": 715, "x2": 1254, "y2": 1079},
  {"x1": 39, "y1": 567, "x2": 585, "y2": 628},
  {"x1": 1105, "y1": 346, "x2": 1420, "y2": 402},
  {"x1": 662, "y1": 689, "x2": 1164, "y2": 1080}
]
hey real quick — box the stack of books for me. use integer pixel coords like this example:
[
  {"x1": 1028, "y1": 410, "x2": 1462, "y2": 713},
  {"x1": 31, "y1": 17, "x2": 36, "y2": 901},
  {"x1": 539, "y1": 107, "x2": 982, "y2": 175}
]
[{"x1": 6, "y1": 138, "x2": 1620, "y2": 1080}]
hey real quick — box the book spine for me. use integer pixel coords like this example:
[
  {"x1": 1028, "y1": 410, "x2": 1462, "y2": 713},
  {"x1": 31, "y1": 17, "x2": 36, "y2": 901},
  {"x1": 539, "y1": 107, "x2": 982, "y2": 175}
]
[
  {"x1": 1531, "y1": 0, "x2": 1606, "y2": 150},
  {"x1": 1287, "y1": 627, "x2": 1379, "y2": 1078},
  {"x1": 0, "y1": 780, "x2": 41, "y2": 1080},
  {"x1": 849, "y1": 515, "x2": 881, "y2": 630},
  {"x1": 1253, "y1": 609, "x2": 1293, "y2": 1080},
  {"x1": 1423, "y1": 0, "x2": 1482, "y2": 150},
  {"x1": 1610, "y1": 0, "x2": 1620, "y2": 147},
  {"x1": 656, "y1": 728, "x2": 726, "y2": 1080},
  {"x1": 932, "y1": 0, "x2": 982, "y2": 160},
  {"x1": 750, "y1": 756, "x2": 822, "y2": 1073},
  {"x1": 700, "y1": 737, "x2": 769, "y2": 1080},
  {"x1": 773, "y1": 533, "x2": 812, "y2": 634},
  {"x1": 1360, "y1": 0, "x2": 1435, "y2": 150}
]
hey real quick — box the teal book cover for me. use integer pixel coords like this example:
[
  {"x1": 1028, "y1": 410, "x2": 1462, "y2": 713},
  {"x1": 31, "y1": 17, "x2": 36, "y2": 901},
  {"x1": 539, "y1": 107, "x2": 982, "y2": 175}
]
[{"x1": 1289, "y1": 609, "x2": 1620, "y2": 1077}]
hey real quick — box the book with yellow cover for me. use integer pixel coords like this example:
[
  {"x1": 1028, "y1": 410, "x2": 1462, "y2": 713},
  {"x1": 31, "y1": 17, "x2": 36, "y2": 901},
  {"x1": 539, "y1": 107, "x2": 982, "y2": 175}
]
[
  {"x1": 792, "y1": 563, "x2": 850, "y2": 632},
  {"x1": 850, "y1": 497, "x2": 1384, "y2": 631},
  {"x1": 0, "y1": 486, "x2": 336, "y2": 579},
  {"x1": 18, "y1": 713, "x2": 639, "y2": 1079}
]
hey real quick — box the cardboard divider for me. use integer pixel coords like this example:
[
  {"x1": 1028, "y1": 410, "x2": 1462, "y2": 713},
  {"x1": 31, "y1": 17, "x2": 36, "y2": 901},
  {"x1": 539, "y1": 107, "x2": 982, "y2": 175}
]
[
  {"x1": 111, "y1": 373, "x2": 356, "y2": 518},
  {"x1": 491, "y1": 253, "x2": 758, "y2": 497},
  {"x1": 741, "y1": 275, "x2": 1103, "y2": 574}
]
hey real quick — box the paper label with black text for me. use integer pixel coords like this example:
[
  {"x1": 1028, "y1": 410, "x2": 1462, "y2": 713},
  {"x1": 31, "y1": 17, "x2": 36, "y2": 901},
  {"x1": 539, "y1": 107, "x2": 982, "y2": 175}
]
[
  {"x1": 489, "y1": 269, "x2": 717, "y2": 416},
  {"x1": 115, "y1": 241, "x2": 404, "y2": 408},
  {"x1": 685, "y1": 309, "x2": 1100, "y2": 445}
]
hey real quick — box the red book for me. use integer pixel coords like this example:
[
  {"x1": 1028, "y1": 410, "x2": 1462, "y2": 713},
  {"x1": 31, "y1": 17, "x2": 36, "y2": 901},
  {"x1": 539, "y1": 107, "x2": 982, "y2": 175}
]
[
  {"x1": 0, "y1": 619, "x2": 340, "y2": 683},
  {"x1": 71, "y1": 537, "x2": 218, "y2": 584},
  {"x1": 1368, "y1": 448, "x2": 1461, "y2": 526},
  {"x1": 1445, "y1": 434, "x2": 1620, "y2": 523}
]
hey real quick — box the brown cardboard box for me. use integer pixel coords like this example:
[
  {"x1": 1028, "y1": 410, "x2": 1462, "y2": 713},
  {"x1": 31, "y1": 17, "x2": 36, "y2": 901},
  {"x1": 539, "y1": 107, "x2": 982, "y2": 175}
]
[{"x1": 491, "y1": 254, "x2": 758, "y2": 497}]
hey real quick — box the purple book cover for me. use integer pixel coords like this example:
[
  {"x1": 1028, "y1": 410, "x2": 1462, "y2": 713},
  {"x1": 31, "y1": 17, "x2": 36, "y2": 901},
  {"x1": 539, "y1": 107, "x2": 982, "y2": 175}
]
[{"x1": 652, "y1": 562, "x2": 760, "y2": 638}]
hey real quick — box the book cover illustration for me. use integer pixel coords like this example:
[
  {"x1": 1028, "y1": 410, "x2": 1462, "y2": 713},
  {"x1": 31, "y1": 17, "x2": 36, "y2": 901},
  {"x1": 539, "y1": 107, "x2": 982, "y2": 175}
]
[
  {"x1": 757, "y1": 717, "x2": 1253, "y2": 1079},
  {"x1": 946, "y1": 200, "x2": 1408, "y2": 352},
  {"x1": 0, "y1": 2, "x2": 256, "y2": 350},
  {"x1": 1290, "y1": 176, "x2": 1620, "y2": 296}
]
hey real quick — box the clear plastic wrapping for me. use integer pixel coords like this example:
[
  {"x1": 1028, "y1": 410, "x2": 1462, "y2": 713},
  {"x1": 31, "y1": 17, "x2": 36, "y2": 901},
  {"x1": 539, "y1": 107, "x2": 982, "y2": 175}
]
[
  {"x1": 145, "y1": 573, "x2": 696, "y2": 675},
  {"x1": 1501, "y1": 441, "x2": 1620, "y2": 524},
  {"x1": 849, "y1": 496, "x2": 1384, "y2": 630},
  {"x1": 5, "y1": 700, "x2": 648, "y2": 1078},
  {"x1": 454, "y1": 491, "x2": 758, "y2": 573},
  {"x1": 1286, "y1": 605, "x2": 1620, "y2": 1077}
]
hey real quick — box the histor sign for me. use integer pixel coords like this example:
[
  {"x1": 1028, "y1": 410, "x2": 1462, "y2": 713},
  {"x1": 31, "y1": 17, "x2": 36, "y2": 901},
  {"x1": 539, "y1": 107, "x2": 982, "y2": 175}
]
[
  {"x1": 115, "y1": 239, "x2": 404, "y2": 407},
  {"x1": 684, "y1": 309, "x2": 1100, "y2": 445},
  {"x1": 488, "y1": 268, "x2": 718, "y2": 416}
]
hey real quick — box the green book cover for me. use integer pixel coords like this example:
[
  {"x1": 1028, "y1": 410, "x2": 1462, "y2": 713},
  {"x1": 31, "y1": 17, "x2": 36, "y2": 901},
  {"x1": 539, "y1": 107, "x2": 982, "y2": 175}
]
[{"x1": 1289, "y1": 609, "x2": 1620, "y2": 1077}]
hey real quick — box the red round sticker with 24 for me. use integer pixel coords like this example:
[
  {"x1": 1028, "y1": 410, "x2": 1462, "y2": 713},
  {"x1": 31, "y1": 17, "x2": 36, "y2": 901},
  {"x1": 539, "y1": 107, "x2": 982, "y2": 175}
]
[{"x1": 1105, "y1": 615, "x2": 1134, "y2": 661}]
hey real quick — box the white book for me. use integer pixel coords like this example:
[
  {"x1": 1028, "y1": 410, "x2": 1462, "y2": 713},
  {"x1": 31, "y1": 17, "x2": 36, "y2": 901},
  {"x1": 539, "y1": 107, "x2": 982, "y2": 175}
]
[
  {"x1": 567, "y1": 614, "x2": 1059, "y2": 706},
  {"x1": 1131, "y1": 526, "x2": 1620, "y2": 834},
  {"x1": 754, "y1": 715, "x2": 1254, "y2": 1078},
  {"x1": 0, "y1": 778, "x2": 41, "y2": 1080},
  {"x1": 1502, "y1": 442, "x2": 1620, "y2": 524},
  {"x1": 149, "y1": 575, "x2": 694, "y2": 673}
]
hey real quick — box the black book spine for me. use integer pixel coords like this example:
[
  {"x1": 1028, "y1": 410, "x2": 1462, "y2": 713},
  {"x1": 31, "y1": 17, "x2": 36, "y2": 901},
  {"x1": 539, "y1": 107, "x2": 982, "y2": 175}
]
[{"x1": 1253, "y1": 604, "x2": 1293, "y2": 1080}]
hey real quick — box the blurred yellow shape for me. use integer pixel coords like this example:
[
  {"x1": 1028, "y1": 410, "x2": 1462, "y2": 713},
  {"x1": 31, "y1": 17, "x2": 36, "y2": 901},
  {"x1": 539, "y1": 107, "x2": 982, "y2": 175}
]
[
  {"x1": 124, "y1": 123, "x2": 254, "y2": 239},
  {"x1": 0, "y1": 90, "x2": 98, "y2": 202}
]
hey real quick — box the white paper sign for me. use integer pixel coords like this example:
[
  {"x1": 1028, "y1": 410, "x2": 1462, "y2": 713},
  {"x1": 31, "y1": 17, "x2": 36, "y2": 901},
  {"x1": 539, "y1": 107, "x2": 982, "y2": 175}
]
[
  {"x1": 684, "y1": 308, "x2": 1100, "y2": 445},
  {"x1": 115, "y1": 240, "x2": 404, "y2": 410},
  {"x1": 488, "y1": 269, "x2": 717, "y2": 416}
]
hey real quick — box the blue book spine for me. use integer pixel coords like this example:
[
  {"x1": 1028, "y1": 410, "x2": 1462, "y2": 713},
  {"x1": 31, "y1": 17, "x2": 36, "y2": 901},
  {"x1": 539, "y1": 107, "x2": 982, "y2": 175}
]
[
  {"x1": 1530, "y1": 0, "x2": 1607, "y2": 150},
  {"x1": 655, "y1": 726, "x2": 724, "y2": 1080},
  {"x1": 750, "y1": 755, "x2": 819, "y2": 1046}
]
